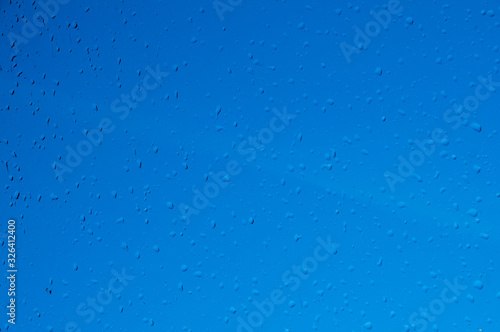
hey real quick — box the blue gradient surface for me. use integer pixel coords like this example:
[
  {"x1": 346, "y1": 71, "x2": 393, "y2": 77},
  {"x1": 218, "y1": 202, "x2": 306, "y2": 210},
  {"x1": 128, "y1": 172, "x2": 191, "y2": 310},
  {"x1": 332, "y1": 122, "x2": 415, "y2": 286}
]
[{"x1": 1, "y1": 0, "x2": 499, "y2": 331}]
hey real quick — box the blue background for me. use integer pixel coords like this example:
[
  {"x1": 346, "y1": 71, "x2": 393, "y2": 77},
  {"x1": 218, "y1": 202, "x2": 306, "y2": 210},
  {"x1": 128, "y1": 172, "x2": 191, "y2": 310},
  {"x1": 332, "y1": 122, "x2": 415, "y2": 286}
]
[{"x1": 1, "y1": 0, "x2": 499, "y2": 331}]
